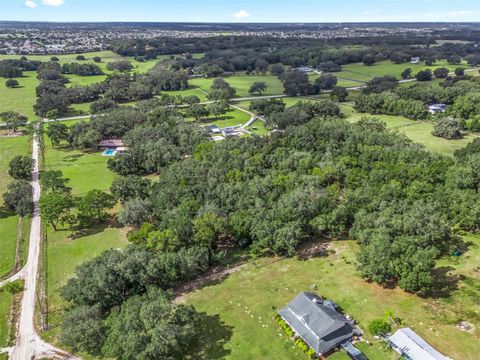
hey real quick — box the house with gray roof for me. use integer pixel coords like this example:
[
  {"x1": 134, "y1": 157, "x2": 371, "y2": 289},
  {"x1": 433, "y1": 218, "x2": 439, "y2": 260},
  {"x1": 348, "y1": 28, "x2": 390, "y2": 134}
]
[{"x1": 278, "y1": 292, "x2": 361, "y2": 356}]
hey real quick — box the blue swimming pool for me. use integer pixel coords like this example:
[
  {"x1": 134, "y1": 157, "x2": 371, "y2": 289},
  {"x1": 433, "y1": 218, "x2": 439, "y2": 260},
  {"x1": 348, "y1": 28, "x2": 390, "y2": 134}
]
[{"x1": 101, "y1": 148, "x2": 117, "y2": 156}]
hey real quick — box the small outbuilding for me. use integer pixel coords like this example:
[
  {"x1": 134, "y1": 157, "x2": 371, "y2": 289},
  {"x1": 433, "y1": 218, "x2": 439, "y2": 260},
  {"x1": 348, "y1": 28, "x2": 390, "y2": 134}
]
[
  {"x1": 278, "y1": 292, "x2": 361, "y2": 356},
  {"x1": 428, "y1": 104, "x2": 447, "y2": 114},
  {"x1": 388, "y1": 328, "x2": 451, "y2": 360},
  {"x1": 97, "y1": 139, "x2": 124, "y2": 149}
]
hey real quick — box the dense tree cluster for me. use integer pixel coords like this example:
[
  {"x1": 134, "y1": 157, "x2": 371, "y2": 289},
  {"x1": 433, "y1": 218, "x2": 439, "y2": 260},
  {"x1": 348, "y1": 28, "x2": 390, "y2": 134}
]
[
  {"x1": 355, "y1": 92, "x2": 428, "y2": 120},
  {"x1": 61, "y1": 63, "x2": 104, "y2": 76},
  {"x1": 106, "y1": 108, "x2": 208, "y2": 174},
  {"x1": 100, "y1": 116, "x2": 480, "y2": 295},
  {"x1": 60, "y1": 245, "x2": 210, "y2": 358}
]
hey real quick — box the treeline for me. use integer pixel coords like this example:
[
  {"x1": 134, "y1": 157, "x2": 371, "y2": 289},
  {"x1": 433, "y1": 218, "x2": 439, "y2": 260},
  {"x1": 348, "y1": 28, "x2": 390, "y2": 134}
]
[
  {"x1": 110, "y1": 35, "x2": 480, "y2": 76},
  {"x1": 354, "y1": 72, "x2": 480, "y2": 121}
]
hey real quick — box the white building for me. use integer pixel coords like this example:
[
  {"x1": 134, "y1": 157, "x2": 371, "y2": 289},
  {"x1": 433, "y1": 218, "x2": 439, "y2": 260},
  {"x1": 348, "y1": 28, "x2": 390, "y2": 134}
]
[{"x1": 388, "y1": 328, "x2": 451, "y2": 360}]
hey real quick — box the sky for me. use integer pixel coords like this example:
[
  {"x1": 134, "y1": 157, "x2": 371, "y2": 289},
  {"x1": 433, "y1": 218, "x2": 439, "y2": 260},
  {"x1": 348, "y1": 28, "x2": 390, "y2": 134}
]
[{"x1": 1, "y1": 0, "x2": 480, "y2": 23}]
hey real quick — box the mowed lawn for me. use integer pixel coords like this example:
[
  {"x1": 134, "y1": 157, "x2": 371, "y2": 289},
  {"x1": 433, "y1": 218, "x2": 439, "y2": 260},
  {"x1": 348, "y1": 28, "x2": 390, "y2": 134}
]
[
  {"x1": 43, "y1": 139, "x2": 114, "y2": 196},
  {"x1": 0, "y1": 50, "x2": 175, "y2": 120},
  {"x1": 186, "y1": 236, "x2": 480, "y2": 360},
  {"x1": 190, "y1": 74, "x2": 284, "y2": 97},
  {"x1": 41, "y1": 128, "x2": 128, "y2": 345},
  {"x1": 43, "y1": 226, "x2": 128, "y2": 344},
  {"x1": 341, "y1": 104, "x2": 480, "y2": 156},
  {"x1": 0, "y1": 71, "x2": 39, "y2": 119},
  {"x1": 0, "y1": 135, "x2": 31, "y2": 277},
  {"x1": 0, "y1": 287, "x2": 14, "y2": 348},
  {"x1": 335, "y1": 60, "x2": 472, "y2": 83}
]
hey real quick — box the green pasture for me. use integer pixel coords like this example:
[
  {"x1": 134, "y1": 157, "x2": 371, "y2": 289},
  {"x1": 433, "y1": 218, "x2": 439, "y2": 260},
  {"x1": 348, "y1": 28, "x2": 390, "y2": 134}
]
[
  {"x1": 341, "y1": 104, "x2": 479, "y2": 156},
  {"x1": 186, "y1": 235, "x2": 480, "y2": 360},
  {"x1": 190, "y1": 74, "x2": 285, "y2": 97},
  {"x1": 337, "y1": 60, "x2": 471, "y2": 82},
  {"x1": 0, "y1": 135, "x2": 31, "y2": 277},
  {"x1": 41, "y1": 130, "x2": 128, "y2": 345},
  {"x1": 0, "y1": 71, "x2": 39, "y2": 119},
  {"x1": 42, "y1": 226, "x2": 128, "y2": 344},
  {"x1": 0, "y1": 286, "x2": 14, "y2": 347}
]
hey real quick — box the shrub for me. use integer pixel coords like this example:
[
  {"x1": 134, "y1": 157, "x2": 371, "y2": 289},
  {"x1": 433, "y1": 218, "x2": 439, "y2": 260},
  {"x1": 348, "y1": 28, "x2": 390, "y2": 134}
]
[
  {"x1": 1, "y1": 280, "x2": 24, "y2": 294},
  {"x1": 5, "y1": 79, "x2": 19, "y2": 88},
  {"x1": 368, "y1": 318, "x2": 391, "y2": 335}
]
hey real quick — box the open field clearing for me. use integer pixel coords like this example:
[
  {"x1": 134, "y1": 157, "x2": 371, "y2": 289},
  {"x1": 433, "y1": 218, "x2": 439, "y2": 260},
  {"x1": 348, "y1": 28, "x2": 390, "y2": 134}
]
[
  {"x1": 186, "y1": 235, "x2": 479, "y2": 360},
  {"x1": 0, "y1": 287, "x2": 14, "y2": 348},
  {"x1": 190, "y1": 74, "x2": 285, "y2": 97},
  {"x1": 0, "y1": 51, "x2": 197, "y2": 119},
  {"x1": 40, "y1": 130, "x2": 128, "y2": 346},
  {"x1": 341, "y1": 104, "x2": 480, "y2": 156},
  {"x1": 42, "y1": 226, "x2": 128, "y2": 345},
  {"x1": 0, "y1": 71, "x2": 38, "y2": 119},
  {"x1": 336, "y1": 60, "x2": 471, "y2": 82},
  {"x1": 0, "y1": 135, "x2": 32, "y2": 277}
]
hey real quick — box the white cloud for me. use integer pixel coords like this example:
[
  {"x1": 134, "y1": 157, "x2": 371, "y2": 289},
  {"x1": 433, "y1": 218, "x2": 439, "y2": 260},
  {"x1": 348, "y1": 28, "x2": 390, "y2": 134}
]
[
  {"x1": 361, "y1": 9, "x2": 381, "y2": 16},
  {"x1": 448, "y1": 10, "x2": 472, "y2": 16},
  {"x1": 42, "y1": 0, "x2": 64, "y2": 6},
  {"x1": 24, "y1": 0, "x2": 37, "y2": 8},
  {"x1": 231, "y1": 9, "x2": 250, "y2": 19}
]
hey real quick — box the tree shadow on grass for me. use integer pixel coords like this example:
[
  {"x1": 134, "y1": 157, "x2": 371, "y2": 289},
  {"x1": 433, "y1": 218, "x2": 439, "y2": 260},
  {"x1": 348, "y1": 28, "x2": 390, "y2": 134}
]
[
  {"x1": 62, "y1": 154, "x2": 85, "y2": 162},
  {"x1": 427, "y1": 266, "x2": 463, "y2": 299},
  {"x1": 0, "y1": 206, "x2": 15, "y2": 219},
  {"x1": 188, "y1": 312, "x2": 233, "y2": 360},
  {"x1": 68, "y1": 222, "x2": 110, "y2": 240}
]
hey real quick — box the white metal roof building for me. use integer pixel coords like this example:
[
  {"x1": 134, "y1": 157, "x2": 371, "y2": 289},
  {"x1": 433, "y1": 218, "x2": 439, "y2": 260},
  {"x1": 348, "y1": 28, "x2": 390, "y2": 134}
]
[{"x1": 388, "y1": 328, "x2": 451, "y2": 360}]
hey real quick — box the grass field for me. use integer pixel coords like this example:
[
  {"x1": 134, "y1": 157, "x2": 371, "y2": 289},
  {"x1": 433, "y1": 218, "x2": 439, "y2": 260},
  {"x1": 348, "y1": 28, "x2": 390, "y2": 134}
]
[
  {"x1": 159, "y1": 86, "x2": 209, "y2": 102},
  {"x1": 0, "y1": 135, "x2": 32, "y2": 277},
  {"x1": 42, "y1": 226, "x2": 128, "y2": 344},
  {"x1": 341, "y1": 104, "x2": 480, "y2": 156},
  {"x1": 186, "y1": 234, "x2": 480, "y2": 360},
  {"x1": 190, "y1": 74, "x2": 285, "y2": 97},
  {"x1": 333, "y1": 60, "x2": 471, "y2": 85},
  {"x1": 0, "y1": 286, "x2": 14, "y2": 348},
  {"x1": 0, "y1": 50, "x2": 185, "y2": 120},
  {"x1": 43, "y1": 139, "x2": 115, "y2": 196},
  {"x1": 40, "y1": 131, "x2": 128, "y2": 345},
  {"x1": 0, "y1": 71, "x2": 39, "y2": 119}
]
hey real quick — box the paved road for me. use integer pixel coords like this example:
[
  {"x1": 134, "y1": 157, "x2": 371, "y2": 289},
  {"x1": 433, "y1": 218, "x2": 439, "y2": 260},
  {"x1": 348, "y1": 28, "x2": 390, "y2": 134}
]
[{"x1": 7, "y1": 133, "x2": 74, "y2": 360}]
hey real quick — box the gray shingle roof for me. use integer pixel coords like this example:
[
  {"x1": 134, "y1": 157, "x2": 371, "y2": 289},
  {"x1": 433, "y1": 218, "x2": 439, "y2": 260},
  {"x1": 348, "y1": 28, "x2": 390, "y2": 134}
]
[{"x1": 278, "y1": 292, "x2": 358, "y2": 354}]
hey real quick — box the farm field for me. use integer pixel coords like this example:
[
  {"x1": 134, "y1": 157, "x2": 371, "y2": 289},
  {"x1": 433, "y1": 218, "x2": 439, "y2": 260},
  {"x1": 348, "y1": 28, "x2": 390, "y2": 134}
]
[
  {"x1": 0, "y1": 135, "x2": 32, "y2": 277},
  {"x1": 185, "y1": 235, "x2": 480, "y2": 360},
  {"x1": 341, "y1": 104, "x2": 480, "y2": 156}
]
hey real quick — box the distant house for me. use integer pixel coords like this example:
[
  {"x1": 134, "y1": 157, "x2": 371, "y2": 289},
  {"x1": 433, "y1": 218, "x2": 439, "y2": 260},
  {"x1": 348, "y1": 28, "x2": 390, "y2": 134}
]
[
  {"x1": 410, "y1": 57, "x2": 420, "y2": 64},
  {"x1": 220, "y1": 125, "x2": 243, "y2": 137},
  {"x1": 204, "y1": 124, "x2": 221, "y2": 134},
  {"x1": 388, "y1": 328, "x2": 451, "y2": 360},
  {"x1": 428, "y1": 103, "x2": 447, "y2": 114},
  {"x1": 292, "y1": 66, "x2": 313, "y2": 73},
  {"x1": 278, "y1": 292, "x2": 361, "y2": 356},
  {"x1": 97, "y1": 139, "x2": 124, "y2": 149}
]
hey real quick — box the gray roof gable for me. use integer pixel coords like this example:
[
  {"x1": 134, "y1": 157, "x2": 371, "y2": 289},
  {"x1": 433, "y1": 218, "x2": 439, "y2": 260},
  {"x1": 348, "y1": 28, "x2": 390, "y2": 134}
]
[{"x1": 278, "y1": 292, "x2": 357, "y2": 354}]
